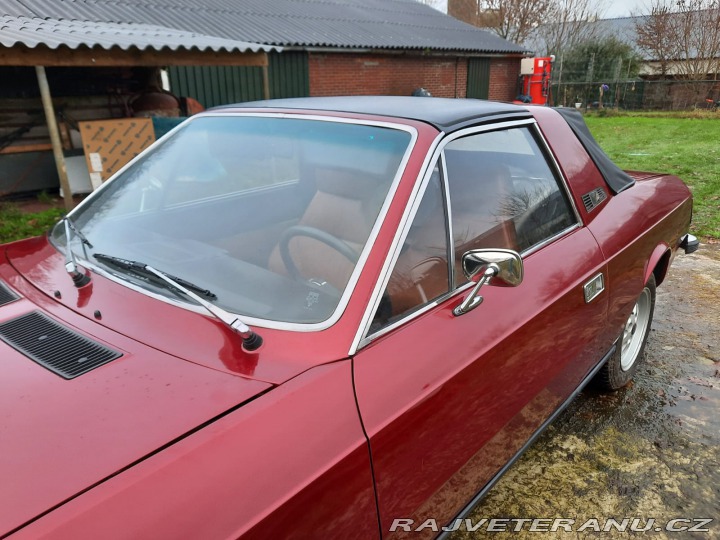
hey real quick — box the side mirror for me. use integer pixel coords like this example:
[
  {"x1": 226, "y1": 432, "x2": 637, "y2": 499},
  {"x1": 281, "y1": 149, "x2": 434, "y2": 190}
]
[{"x1": 454, "y1": 249, "x2": 524, "y2": 316}]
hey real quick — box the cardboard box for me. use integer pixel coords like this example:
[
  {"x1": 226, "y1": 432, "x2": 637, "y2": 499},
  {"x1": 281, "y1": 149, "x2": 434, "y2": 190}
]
[{"x1": 79, "y1": 118, "x2": 155, "y2": 187}]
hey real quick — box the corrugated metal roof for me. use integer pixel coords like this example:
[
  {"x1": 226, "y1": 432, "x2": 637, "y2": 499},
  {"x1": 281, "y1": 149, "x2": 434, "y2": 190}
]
[
  {"x1": 0, "y1": 14, "x2": 278, "y2": 53},
  {"x1": 0, "y1": 0, "x2": 528, "y2": 54}
]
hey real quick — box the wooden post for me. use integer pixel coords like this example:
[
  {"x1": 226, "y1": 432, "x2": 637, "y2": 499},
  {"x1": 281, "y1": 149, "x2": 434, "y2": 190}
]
[
  {"x1": 262, "y1": 64, "x2": 271, "y2": 100},
  {"x1": 35, "y1": 65, "x2": 74, "y2": 211}
]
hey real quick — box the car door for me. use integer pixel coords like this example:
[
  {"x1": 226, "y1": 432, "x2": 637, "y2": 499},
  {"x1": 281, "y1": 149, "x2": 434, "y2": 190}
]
[{"x1": 352, "y1": 120, "x2": 609, "y2": 536}]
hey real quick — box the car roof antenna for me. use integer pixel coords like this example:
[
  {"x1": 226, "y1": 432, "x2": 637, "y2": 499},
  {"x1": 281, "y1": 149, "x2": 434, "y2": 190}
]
[{"x1": 63, "y1": 218, "x2": 91, "y2": 287}]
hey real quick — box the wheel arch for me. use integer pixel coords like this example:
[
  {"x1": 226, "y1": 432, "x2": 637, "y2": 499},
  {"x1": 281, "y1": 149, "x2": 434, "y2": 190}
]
[{"x1": 645, "y1": 243, "x2": 672, "y2": 287}]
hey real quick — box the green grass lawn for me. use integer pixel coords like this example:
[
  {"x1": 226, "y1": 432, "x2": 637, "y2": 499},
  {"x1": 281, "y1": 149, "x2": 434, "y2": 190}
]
[
  {"x1": 0, "y1": 115, "x2": 718, "y2": 244},
  {"x1": 586, "y1": 115, "x2": 719, "y2": 240},
  {"x1": 0, "y1": 204, "x2": 64, "y2": 245}
]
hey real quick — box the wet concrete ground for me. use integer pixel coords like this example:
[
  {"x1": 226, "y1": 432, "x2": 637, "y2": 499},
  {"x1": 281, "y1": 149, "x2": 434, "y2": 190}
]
[{"x1": 455, "y1": 244, "x2": 720, "y2": 539}]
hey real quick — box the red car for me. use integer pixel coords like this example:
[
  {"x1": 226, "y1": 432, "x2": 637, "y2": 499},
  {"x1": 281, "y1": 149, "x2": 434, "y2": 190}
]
[{"x1": 0, "y1": 98, "x2": 697, "y2": 538}]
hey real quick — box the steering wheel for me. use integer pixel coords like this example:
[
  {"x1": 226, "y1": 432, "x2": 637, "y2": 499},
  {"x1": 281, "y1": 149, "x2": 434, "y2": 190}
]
[{"x1": 279, "y1": 225, "x2": 359, "y2": 284}]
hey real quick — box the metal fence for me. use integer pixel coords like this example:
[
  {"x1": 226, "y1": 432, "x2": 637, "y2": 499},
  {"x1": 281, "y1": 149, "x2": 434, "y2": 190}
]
[{"x1": 551, "y1": 79, "x2": 720, "y2": 111}]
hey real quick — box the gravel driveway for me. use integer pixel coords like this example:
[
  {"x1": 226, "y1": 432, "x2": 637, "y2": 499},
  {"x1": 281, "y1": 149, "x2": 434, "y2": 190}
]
[{"x1": 454, "y1": 243, "x2": 720, "y2": 539}]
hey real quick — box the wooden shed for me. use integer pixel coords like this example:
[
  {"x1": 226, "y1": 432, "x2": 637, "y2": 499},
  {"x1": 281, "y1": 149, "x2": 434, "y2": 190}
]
[{"x1": 0, "y1": 15, "x2": 278, "y2": 205}]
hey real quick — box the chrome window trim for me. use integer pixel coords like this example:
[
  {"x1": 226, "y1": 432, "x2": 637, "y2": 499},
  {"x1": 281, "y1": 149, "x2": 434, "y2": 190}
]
[
  {"x1": 348, "y1": 131, "x2": 446, "y2": 354},
  {"x1": 58, "y1": 112, "x2": 419, "y2": 333},
  {"x1": 62, "y1": 116, "x2": 192, "y2": 219},
  {"x1": 357, "y1": 282, "x2": 474, "y2": 349},
  {"x1": 440, "y1": 152, "x2": 455, "y2": 291},
  {"x1": 520, "y1": 223, "x2": 580, "y2": 258},
  {"x1": 356, "y1": 224, "x2": 581, "y2": 351},
  {"x1": 431, "y1": 118, "x2": 537, "y2": 152},
  {"x1": 351, "y1": 118, "x2": 582, "y2": 354}
]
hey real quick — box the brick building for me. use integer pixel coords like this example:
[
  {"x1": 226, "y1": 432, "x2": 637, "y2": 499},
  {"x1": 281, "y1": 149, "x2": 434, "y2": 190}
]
[{"x1": 308, "y1": 53, "x2": 469, "y2": 99}]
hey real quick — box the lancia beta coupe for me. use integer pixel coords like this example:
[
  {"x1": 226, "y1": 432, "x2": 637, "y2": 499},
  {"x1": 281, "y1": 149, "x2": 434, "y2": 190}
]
[{"x1": 0, "y1": 97, "x2": 697, "y2": 538}]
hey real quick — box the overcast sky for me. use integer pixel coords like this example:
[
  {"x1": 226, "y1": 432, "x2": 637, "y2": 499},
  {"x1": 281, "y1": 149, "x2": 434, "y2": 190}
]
[
  {"x1": 602, "y1": 0, "x2": 649, "y2": 17},
  {"x1": 430, "y1": 0, "x2": 650, "y2": 18}
]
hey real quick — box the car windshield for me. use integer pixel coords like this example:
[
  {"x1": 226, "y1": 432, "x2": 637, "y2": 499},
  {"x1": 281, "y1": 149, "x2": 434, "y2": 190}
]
[{"x1": 51, "y1": 115, "x2": 413, "y2": 325}]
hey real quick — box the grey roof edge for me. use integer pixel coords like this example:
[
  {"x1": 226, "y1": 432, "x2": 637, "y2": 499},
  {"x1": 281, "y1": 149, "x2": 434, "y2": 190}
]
[
  {"x1": 285, "y1": 44, "x2": 530, "y2": 54},
  {"x1": 2, "y1": 39, "x2": 279, "y2": 54},
  {"x1": 0, "y1": 16, "x2": 281, "y2": 54},
  {"x1": 255, "y1": 24, "x2": 532, "y2": 54}
]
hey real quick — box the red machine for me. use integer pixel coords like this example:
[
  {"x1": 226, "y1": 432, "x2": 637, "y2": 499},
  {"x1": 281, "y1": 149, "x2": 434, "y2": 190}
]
[{"x1": 515, "y1": 56, "x2": 554, "y2": 105}]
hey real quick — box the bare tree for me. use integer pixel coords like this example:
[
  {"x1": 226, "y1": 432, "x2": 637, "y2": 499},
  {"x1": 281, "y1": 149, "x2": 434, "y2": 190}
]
[
  {"x1": 539, "y1": 0, "x2": 605, "y2": 55},
  {"x1": 448, "y1": 0, "x2": 479, "y2": 22},
  {"x1": 479, "y1": 0, "x2": 554, "y2": 44},
  {"x1": 636, "y1": 0, "x2": 720, "y2": 80},
  {"x1": 675, "y1": 0, "x2": 720, "y2": 81},
  {"x1": 635, "y1": 3, "x2": 676, "y2": 77},
  {"x1": 447, "y1": 0, "x2": 604, "y2": 48}
]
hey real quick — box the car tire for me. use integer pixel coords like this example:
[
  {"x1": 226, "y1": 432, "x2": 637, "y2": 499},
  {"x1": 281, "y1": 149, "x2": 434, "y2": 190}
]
[{"x1": 596, "y1": 274, "x2": 656, "y2": 391}]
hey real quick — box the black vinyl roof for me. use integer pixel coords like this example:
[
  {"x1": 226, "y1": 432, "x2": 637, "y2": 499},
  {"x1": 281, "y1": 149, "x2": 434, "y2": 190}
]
[
  {"x1": 223, "y1": 96, "x2": 533, "y2": 131},
  {"x1": 555, "y1": 107, "x2": 635, "y2": 194},
  {"x1": 0, "y1": 0, "x2": 528, "y2": 54}
]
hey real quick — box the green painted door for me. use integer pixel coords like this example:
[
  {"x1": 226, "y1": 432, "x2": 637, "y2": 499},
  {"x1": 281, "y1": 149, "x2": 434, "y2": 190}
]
[{"x1": 467, "y1": 58, "x2": 490, "y2": 99}]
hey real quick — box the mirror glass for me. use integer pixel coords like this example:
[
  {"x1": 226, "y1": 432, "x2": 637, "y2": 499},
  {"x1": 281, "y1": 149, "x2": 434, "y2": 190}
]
[{"x1": 461, "y1": 249, "x2": 524, "y2": 287}]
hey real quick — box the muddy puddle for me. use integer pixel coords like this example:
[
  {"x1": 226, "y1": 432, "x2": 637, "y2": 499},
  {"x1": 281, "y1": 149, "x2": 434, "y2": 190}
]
[{"x1": 453, "y1": 244, "x2": 720, "y2": 539}]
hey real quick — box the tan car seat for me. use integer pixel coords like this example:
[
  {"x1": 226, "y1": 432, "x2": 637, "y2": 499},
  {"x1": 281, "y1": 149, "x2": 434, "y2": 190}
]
[{"x1": 268, "y1": 166, "x2": 385, "y2": 291}]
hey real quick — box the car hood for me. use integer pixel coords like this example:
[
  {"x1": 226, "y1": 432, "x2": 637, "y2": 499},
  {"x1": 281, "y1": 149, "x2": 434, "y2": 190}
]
[
  {"x1": 3, "y1": 236, "x2": 352, "y2": 384},
  {"x1": 0, "y1": 276, "x2": 271, "y2": 535}
]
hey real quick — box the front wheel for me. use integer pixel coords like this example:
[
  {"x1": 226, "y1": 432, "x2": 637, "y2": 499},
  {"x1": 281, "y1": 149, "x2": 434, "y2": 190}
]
[{"x1": 596, "y1": 274, "x2": 656, "y2": 391}]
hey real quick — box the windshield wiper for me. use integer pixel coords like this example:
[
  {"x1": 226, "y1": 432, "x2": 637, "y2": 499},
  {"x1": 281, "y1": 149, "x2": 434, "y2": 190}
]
[
  {"x1": 94, "y1": 253, "x2": 216, "y2": 299},
  {"x1": 64, "y1": 216, "x2": 93, "y2": 248},
  {"x1": 93, "y1": 253, "x2": 263, "y2": 351},
  {"x1": 63, "y1": 217, "x2": 91, "y2": 287}
]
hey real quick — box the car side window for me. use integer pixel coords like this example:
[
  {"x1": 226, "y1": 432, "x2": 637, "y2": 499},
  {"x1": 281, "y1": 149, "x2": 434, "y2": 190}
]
[
  {"x1": 369, "y1": 165, "x2": 450, "y2": 333},
  {"x1": 445, "y1": 126, "x2": 576, "y2": 285}
]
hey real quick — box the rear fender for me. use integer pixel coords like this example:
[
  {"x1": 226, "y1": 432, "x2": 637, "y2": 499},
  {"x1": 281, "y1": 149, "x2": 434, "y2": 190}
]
[{"x1": 645, "y1": 243, "x2": 671, "y2": 287}]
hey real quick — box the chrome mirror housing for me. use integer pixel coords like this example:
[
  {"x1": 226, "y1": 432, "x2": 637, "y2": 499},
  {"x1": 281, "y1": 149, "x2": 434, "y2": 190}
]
[
  {"x1": 462, "y1": 249, "x2": 524, "y2": 286},
  {"x1": 454, "y1": 249, "x2": 524, "y2": 316}
]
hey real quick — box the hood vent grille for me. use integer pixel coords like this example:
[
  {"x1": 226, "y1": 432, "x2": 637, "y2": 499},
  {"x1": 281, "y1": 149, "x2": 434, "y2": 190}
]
[
  {"x1": 0, "y1": 311, "x2": 122, "y2": 379},
  {"x1": 0, "y1": 281, "x2": 19, "y2": 307}
]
